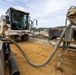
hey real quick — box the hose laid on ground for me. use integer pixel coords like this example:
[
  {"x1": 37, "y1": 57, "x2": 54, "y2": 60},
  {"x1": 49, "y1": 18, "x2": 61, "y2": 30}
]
[
  {"x1": 5, "y1": 23, "x2": 72, "y2": 67},
  {"x1": 48, "y1": 39, "x2": 63, "y2": 48},
  {"x1": 48, "y1": 39, "x2": 76, "y2": 51}
]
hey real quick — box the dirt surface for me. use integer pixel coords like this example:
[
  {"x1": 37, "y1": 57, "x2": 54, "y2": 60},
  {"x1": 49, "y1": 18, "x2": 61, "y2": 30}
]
[{"x1": 4, "y1": 38, "x2": 76, "y2": 75}]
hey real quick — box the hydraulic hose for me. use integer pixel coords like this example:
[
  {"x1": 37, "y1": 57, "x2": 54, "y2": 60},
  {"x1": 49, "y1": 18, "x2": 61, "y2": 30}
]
[{"x1": 5, "y1": 24, "x2": 71, "y2": 67}]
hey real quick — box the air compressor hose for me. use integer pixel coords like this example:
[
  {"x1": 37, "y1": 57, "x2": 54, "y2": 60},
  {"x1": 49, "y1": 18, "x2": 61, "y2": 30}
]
[{"x1": 5, "y1": 24, "x2": 71, "y2": 67}]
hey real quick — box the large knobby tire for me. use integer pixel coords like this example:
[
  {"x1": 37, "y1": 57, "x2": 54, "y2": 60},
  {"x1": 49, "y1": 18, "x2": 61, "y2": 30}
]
[{"x1": 21, "y1": 34, "x2": 29, "y2": 41}]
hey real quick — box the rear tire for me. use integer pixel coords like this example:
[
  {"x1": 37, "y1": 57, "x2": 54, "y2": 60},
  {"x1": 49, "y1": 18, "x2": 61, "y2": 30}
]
[{"x1": 21, "y1": 34, "x2": 29, "y2": 41}]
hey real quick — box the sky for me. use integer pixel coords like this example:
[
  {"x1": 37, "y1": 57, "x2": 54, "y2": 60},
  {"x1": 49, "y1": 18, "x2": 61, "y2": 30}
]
[{"x1": 0, "y1": 0, "x2": 76, "y2": 28}]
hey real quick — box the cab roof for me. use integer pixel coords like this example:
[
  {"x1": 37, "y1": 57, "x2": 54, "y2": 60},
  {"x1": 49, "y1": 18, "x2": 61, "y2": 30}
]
[{"x1": 6, "y1": 7, "x2": 30, "y2": 15}]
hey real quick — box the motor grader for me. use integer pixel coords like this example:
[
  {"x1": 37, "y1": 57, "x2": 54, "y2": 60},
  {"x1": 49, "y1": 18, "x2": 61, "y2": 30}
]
[{"x1": 0, "y1": 7, "x2": 31, "y2": 41}]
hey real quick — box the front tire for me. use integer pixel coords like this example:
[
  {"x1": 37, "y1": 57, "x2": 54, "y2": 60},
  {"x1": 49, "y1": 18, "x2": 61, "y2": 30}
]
[{"x1": 21, "y1": 34, "x2": 29, "y2": 41}]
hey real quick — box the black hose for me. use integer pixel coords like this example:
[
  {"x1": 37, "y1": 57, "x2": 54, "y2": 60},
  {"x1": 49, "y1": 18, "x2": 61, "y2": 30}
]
[{"x1": 8, "y1": 51, "x2": 20, "y2": 75}]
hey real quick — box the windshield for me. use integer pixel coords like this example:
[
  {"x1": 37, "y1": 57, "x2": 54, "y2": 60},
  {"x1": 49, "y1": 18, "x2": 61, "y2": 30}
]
[{"x1": 11, "y1": 11, "x2": 28, "y2": 30}]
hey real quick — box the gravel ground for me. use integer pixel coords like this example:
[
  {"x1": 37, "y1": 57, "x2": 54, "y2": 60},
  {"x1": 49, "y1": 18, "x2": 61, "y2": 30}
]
[{"x1": 29, "y1": 37, "x2": 49, "y2": 44}]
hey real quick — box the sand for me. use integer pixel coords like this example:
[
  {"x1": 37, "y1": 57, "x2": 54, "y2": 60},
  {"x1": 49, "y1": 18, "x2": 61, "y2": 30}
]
[{"x1": 4, "y1": 40, "x2": 76, "y2": 75}]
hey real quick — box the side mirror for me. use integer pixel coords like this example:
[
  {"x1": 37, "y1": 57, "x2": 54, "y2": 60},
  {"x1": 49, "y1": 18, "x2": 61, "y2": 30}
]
[
  {"x1": 36, "y1": 20, "x2": 38, "y2": 25},
  {"x1": 5, "y1": 16, "x2": 9, "y2": 20},
  {"x1": 5, "y1": 16, "x2": 10, "y2": 24}
]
